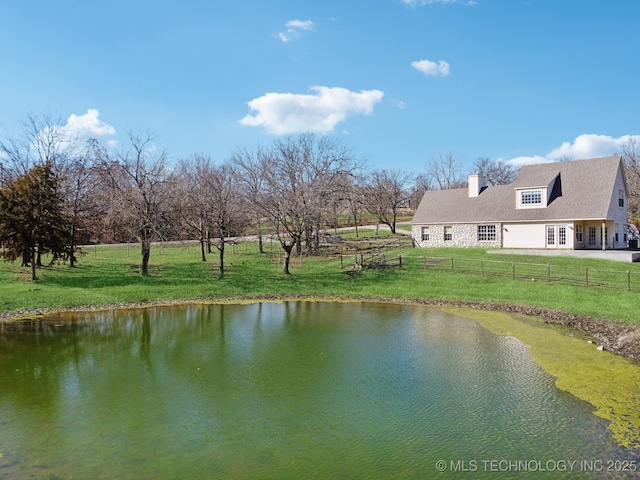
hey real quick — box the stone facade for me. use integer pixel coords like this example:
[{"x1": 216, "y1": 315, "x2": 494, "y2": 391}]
[{"x1": 412, "y1": 223, "x2": 502, "y2": 248}]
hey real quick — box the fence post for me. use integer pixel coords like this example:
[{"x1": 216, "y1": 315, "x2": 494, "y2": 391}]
[
  {"x1": 340, "y1": 253, "x2": 343, "y2": 269},
  {"x1": 628, "y1": 270, "x2": 631, "y2": 291},
  {"x1": 399, "y1": 255, "x2": 403, "y2": 268},
  {"x1": 585, "y1": 267, "x2": 589, "y2": 287},
  {"x1": 547, "y1": 264, "x2": 551, "y2": 283},
  {"x1": 481, "y1": 259, "x2": 484, "y2": 276},
  {"x1": 451, "y1": 257, "x2": 454, "y2": 272},
  {"x1": 512, "y1": 262, "x2": 515, "y2": 280}
]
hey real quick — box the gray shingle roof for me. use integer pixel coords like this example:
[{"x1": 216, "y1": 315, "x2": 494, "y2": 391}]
[{"x1": 412, "y1": 156, "x2": 624, "y2": 225}]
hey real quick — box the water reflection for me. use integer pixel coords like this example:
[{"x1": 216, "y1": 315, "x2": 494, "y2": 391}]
[{"x1": 0, "y1": 302, "x2": 637, "y2": 479}]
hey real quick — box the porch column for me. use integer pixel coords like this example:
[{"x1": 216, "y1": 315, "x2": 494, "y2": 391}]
[{"x1": 601, "y1": 221, "x2": 606, "y2": 251}]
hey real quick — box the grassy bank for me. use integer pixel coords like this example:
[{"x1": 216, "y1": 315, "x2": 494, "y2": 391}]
[{"x1": 1, "y1": 238, "x2": 639, "y2": 326}]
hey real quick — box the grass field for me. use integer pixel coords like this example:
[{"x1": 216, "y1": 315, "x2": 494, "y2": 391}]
[{"x1": 1, "y1": 237, "x2": 639, "y2": 325}]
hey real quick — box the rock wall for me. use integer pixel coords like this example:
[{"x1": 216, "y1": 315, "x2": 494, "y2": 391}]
[{"x1": 412, "y1": 223, "x2": 502, "y2": 248}]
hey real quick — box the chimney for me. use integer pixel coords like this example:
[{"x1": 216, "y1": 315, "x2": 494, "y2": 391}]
[{"x1": 468, "y1": 174, "x2": 487, "y2": 197}]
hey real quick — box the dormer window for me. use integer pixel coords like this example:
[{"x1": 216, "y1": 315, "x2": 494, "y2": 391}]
[
  {"x1": 521, "y1": 190, "x2": 542, "y2": 205},
  {"x1": 517, "y1": 188, "x2": 546, "y2": 208},
  {"x1": 619, "y1": 189, "x2": 624, "y2": 207}
]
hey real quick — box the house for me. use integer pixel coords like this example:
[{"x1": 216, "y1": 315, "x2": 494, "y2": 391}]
[{"x1": 411, "y1": 156, "x2": 630, "y2": 250}]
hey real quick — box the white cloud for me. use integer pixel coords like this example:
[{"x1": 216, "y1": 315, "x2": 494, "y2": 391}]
[
  {"x1": 278, "y1": 19, "x2": 315, "y2": 42},
  {"x1": 65, "y1": 109, "x2": 116, "y2": 139},
  {"x1": 504, "y1": 134, "x2": 640, "y2": 167},
  {"x1": 505, "y1": 155, "x2": 552, "y2": 167},
  {"x1": 33, "y1": 109, "x2": 116, "y2": 155},
  {"x1": 412, "y1": 59, "x2": 450, "y2": 77},
  {"x1": 278, "y1": 31, "x2": 295, "y2": 42},
  {"x1": 240, "y1": 86, "x2": 384, "y2": 135},
  {"x1": 286, "y1": 19, "x2": 314, "y2": 30},
  {"x1": 546, "y1": 134, "x2": 636, "y2": 160}
]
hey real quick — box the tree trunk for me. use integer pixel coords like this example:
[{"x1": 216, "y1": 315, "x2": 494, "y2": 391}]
[
  {"x1": 200, "y1": 236, "x2": 207, "y2": 262},
  {"x1": 199, "y1": 218, "x2": 207, "y2": 261},
  {"x1": 353, "y1": 211, "x2": 359, "y2": 238},
  {"x1": 69, "y1": 221, "x2": 77, "y2": 268},
  {"x1": 140, "y1": 236, "x2": 151, "y2": 275},
  {"x1": 296, "y1": 236, "x2": 303, "y2": 255},
  {"x1": 257, "y1": 220, "x2": 264, "y2": 254},
  {"x1": 30, "y1": 246, "x2": 37, "y2": 281},
  {"x1": 314, "y1": 221, "x2": 321, "y2": 252},
  {"x1": 218, "y1": 242, "x2": 225, "y2": 276},
  {"x1": 282, "y1": 243, "x2": 294, "y2": 275},
  {"x1": 36, "y1": 244, "x2": 43, "y2": 267}
]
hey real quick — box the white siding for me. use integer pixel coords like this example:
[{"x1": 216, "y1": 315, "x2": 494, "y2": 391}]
[
  {"x1": 503, "y1": 223, "x2": 546, "y2": 248},
  {"x1": 607, "y1": 168, "x2": 629, "y2": 249},
  {"x1": 503, "y1": 223, "x2": 575, "y2": 249}
]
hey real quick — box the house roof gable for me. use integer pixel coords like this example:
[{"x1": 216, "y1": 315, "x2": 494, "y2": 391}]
[{"x1": 412, "y1": 156, "x2": 624, "y2": 225}]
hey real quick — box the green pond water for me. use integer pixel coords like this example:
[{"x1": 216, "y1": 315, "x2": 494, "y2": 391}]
[{"x1": 0, "y1": 301, "x2": 638, "y2": 479}]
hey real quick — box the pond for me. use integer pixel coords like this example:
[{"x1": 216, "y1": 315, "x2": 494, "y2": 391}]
[{"x1": 0, "y1": 301, "x2": 638, "y2": 479}]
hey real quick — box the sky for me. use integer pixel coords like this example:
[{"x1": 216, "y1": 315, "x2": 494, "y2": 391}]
[{"x1": 1, "y1": 0, "x2": 640, "y2": 174}]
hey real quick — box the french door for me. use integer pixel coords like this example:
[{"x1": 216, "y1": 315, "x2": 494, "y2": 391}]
[{"x1": 546, "y1": 225, "x2": 567, "y2": 248}]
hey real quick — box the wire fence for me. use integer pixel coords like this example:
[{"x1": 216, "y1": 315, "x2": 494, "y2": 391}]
[{"x1": 415, "y1": 256, "x2": 640, "y2": 292}]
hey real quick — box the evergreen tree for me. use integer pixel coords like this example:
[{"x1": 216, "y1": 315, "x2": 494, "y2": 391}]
[{"x1": 0, "y1": 162, "x2": 70, "y2": 280}]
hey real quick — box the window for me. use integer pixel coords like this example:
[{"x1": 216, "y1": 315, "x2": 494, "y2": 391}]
[
  {"x1": 588, "y1": 226, "x2": 596, "y2": 246},
  {"x1": 421, "y1": 226, "x2": 430, "y2": 241},
  {"x1": 477, "y1": 225, "x2": 496, "y2": 241},
  {"x1": 520, "y1": 190, "x2": 542, "y2": 205},
  {"x1": 619, "y1": 190, "x2": 624, "y2": 207},
  {"x1": 615, "y1": 224, "x2": 619, "y2": 243},
  {"x1": 576, "y1": 224, "x2": 583, "y2": 242},
  {"x1": 559, "y1": 227, "x2": 566, "y2": 245},
  {"x1": 444, "y1": 226, "x2": 453, "y2": 241},
  {"x1": 547, "y1": 226, "x2": 555, "y2": 246}
]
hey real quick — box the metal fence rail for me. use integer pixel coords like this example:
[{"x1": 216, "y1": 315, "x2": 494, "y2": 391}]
[{"x1": 418, "y1": 256, "x2": 640, "y2": 292}]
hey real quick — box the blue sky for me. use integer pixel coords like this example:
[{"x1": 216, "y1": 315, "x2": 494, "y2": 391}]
[{"x1": 1, "y1": 0, "x2": 639, "y2": 173}]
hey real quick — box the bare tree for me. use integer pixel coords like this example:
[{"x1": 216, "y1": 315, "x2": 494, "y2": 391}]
[
  {"x1": 412, "y1": 173, "x2": 432, "y2": 209},
  {"x1": 231, "y1": 146, "x2": 268, "y2": 254},
  {"x1": 620, "y1": 138, "x2": 640, "y2": 219},
  {"x1": 258, "y1": 134, "x2": 357, "y2": 274},
  {"x1": 208, "y1": 161, "x2": 248, "y2": 276},
  {"x1": 426, "y1": 152, "x2": 466, "y2": 190},
  {"x1": 58, "y1": 138, "x2": 105, "y2": 267},
  {"x1": 0, "y1": 113, "x2": 70, "y2": 177},
  {"x1": 363, "y1": 169, "x2": 412, "y2": 234},
  {"x1": 98, "y1": 132, "x2": 172, "y2": 275},
  {"x1": 473, "y1": 156, "x2": 519, "y2": 186},
  {"x1": 336, "y1": 171, "x2": 366, "y2": 237},
  {"x1": 177, "y1": 154, "x2": 215, "y2": 262}
]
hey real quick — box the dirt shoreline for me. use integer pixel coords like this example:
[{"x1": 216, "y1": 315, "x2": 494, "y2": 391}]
[{"x1": 1, "y1": 295, "x2": 639, "y2": 361}]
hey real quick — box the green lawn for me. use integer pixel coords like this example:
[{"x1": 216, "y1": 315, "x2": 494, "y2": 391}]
[{"x1": 1, "y1": 240, "x2": 638, "y2": 325}]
